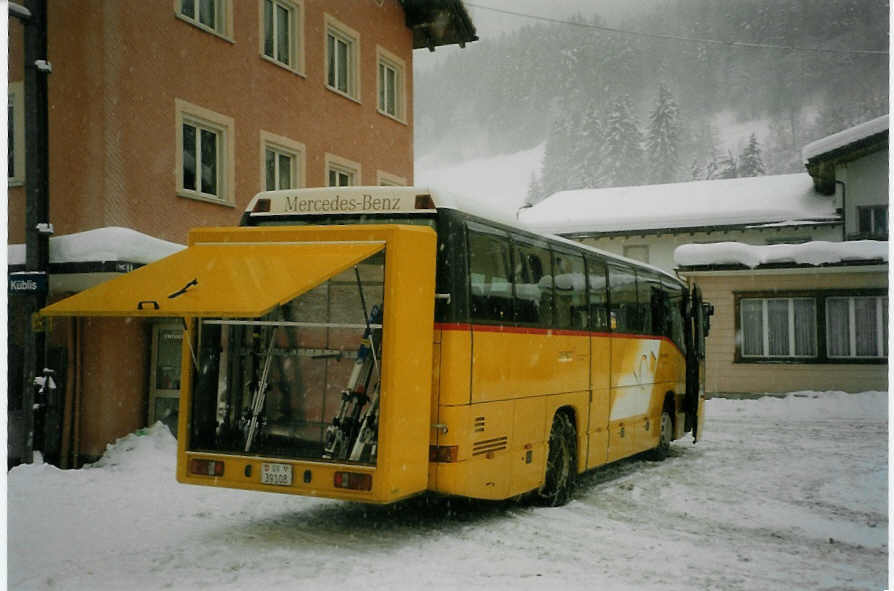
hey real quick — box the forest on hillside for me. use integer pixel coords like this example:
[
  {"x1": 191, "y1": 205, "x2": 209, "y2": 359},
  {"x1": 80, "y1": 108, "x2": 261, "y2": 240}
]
[{"x1": 414, "y1": 0, "x2": 889, "y2": 202}]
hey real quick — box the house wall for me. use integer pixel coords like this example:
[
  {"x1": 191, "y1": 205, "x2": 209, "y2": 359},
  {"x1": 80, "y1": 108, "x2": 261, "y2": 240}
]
[
  {"x1": 9, "y1": 0, "x2": 415, "y2": 245},
  {"x1": 837, "y1": 149, "x2": 889, "y2": 237},
  {"x1": 580, "y1": 223, "x2": 841, "y2": 273},
  {"x1": 77, "y1": 317, "x2": 151, "y2": 460},
  {"x1": 7, "y1": 0, "x2": 420, "y2": 464},
  {"x1": 690, "y1": 268, "x2": 888, "y2": 394}
]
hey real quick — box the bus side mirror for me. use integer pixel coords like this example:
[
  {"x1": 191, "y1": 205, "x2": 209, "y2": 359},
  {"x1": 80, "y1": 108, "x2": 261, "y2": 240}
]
[{"x1": 702, "y1": 303, "x2": 714, "y2": 337}]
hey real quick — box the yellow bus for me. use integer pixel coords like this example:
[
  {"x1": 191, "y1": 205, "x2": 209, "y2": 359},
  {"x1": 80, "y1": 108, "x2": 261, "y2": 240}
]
[{"x1": 41, "y1": 187, "x2": 710, "y2": 506}]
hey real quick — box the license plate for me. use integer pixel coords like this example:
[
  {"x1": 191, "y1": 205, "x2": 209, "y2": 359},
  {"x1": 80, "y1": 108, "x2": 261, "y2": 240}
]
[{"x1": 261, "y1": 462, "x2": 293, "y2": 486}]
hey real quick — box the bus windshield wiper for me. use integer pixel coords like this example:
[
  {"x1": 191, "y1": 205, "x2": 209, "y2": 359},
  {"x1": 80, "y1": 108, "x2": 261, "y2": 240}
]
[{"x1": 243, "y1": 328, "x2": 277, "y2": 453}]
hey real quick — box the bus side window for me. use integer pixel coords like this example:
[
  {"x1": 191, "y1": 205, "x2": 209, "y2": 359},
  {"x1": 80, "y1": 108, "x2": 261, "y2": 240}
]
[
  {"x1": 587, "y1": 257, "x2": 609, "y2": 331},
  {"x1": 608, "y1": 265, "x2": 637, "y2": 333},
  {"x1": 553, "y1": 250, "x2": 587, "y2": 330},
  {"x1": 513, "y1": 238, "x2": 553, "y2": 327},
  {"x1": 468, "y1": 229, "x2": 513, "y2": 324}
]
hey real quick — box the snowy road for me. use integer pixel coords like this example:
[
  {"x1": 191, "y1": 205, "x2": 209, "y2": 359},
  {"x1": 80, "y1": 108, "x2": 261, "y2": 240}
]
[{"x1": 8, "y1": 392, "x2": 888, "y2": 591}]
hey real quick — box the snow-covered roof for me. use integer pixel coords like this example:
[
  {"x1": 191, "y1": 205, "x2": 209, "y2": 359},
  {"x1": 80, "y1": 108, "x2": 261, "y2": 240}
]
[
  {"x1": 518, "y1": 173, "x2": 838, "y2": 235},
  {"x1": 802, "y1": 114, "x2": 889, "y2": 163},
  {"x1": 8, "y1": 226, "x2": 185, "y2": 267},
  {"x1": 674, "y1": 240, "x2": 888, "y2": 269}
]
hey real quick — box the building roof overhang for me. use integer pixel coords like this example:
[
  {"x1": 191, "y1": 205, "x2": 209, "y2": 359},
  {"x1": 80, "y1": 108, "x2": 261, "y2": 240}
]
[
  {"x1": 401, "y1": 0, "x2": 478, "y2": 50},
  {"x1": 677, "y1": 259, "x2": 888, "y2": 276},
  {"x1": 802, "y1": 115, "x2": 889, "y2": 195}
]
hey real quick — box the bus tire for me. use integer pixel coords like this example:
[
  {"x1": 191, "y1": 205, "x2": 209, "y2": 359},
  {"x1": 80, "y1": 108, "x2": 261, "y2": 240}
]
[
  {"x1": 537, "y1": 412, "x2": 576, "y2": 507},
  {"x1": 650, "y1": 410, "x2": 673, "y2": 461}
]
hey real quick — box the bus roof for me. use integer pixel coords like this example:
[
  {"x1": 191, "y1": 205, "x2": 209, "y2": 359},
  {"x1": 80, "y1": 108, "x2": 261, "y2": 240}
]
[{"x1": 243, "y1": 186, "x2": 684, "y2": 286}]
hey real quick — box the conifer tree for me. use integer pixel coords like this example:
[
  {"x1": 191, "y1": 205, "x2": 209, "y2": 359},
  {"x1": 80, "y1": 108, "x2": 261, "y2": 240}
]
[
  {"x1": 716, "y1": 150, "x2": 738, "y2": 179},
  {"x1": 646, "y1": 83, "x2": 680, "y2": 184},
  {"x1": 738, "y1": 133, "x2": 766, "y2": 177},
  {"x1": 601, "y1": 96, "x2": 644, "y2": 187}
]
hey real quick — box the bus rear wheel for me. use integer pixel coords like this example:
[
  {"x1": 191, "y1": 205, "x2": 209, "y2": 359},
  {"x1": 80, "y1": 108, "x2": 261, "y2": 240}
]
[{"x1": 537, "y1": 412, "x2": 576, "y2": 507}]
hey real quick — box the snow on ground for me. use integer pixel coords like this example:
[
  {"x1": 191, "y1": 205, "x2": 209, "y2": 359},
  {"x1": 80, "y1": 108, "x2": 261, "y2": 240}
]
[
  {"x1": 415, "y1": 144, "x2": 544, "y2": 225},
  {"x1": 7, "y1": 391, "x2": 888, "y2": 591},
  {"x1": 674, "y1": 239, "x2": 889, "y2": 268}
]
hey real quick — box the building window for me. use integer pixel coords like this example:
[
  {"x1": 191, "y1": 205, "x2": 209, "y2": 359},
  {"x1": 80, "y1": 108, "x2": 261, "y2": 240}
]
[
  {"x1": 260, "y1": 131, "x2": 305, "y2": 191},
  {"x1": 857, "y1": 205, "x2": 888, "y2": 239},
  {"x1": 376, "y1": 46, "x2": 406, "y2": 121},
  {"x1": 325, "y1": 153, "x2": 360, "y2": 187},
  {"x1": 261, "y1": 0, "x2": 304, "y2": 73},
  {"x1": 176, "y1": 99, "x2": 235, "y2": 205},
  {"x1": 8, "y1": 81, "x2": 24, "y2": 186},
  {"x1": 623, "y1": 245, "x2": 650, "y2": 264},
  {"x1": 177, "y1": 0, "x2": 232, "y2": 38},
  {"x1": 736, "y1": 290, "x2": 887, "y2": 363},
  {"x1": 826, "y1": 296, "x2": 887, "y2": 358},
  {"x1": 325, "y1": 14, "x2": 360, "y2": 100},
  {"x1": 740, "y1": 297, "x2": 817, "y2": 358}
]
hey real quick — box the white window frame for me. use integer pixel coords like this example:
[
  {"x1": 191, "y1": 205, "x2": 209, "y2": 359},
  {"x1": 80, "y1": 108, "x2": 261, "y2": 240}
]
[
  {"x1": 376, "y1": 45, "x2": 406, "y2": 123},
  {"x1": 175, "y1": 0, "x2": 234, "y2": 40},
  {"x1": 826, "y1": 296, "x2": 887, "y2": 359},
  {"x1": 259, "y1": 0, "x2": 305, "y2": 75},
  {"x1": 325, "y1": 152, "x2": 361, "y2": 187},
  {"x1": 740, "y1": 297, "x2": 818, "y2": 359},
  {"x1": 324, "y1": 14, "x2": 361, "y2": 101},
  {"x1": 175, "y1": 99, "x2": 235, "y2": 206},
  {"x1": 260, "y1": 130, "x2": 305, "y2": 191},
  {"x1": 8, "y1": 81, "x2": 25, "y2": 187},
  {"x1": 377, "y1": 170, "x2": 406, "y2": 186}
]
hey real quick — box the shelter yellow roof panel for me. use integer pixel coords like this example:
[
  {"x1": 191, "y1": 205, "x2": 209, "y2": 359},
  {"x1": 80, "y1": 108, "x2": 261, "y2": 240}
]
[{"x1": 40, "y1": 241, "x2": 385, "y2": 318}]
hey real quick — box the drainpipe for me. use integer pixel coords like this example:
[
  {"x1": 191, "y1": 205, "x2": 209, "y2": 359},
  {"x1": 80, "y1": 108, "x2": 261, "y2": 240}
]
[
  {"x1": 12, "y1": 0, "x2": 51, "y2": 464},
  {"x1": 835, "y1": 180, "x2": 846, "y2": 241}
]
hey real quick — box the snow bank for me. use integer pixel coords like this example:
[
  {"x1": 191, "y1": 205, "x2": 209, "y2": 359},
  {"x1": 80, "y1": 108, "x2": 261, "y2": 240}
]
[
  {"x1": 802, "y1": 114, "x2": 889, "y2": 162},
  {"x1": 674, "y1": 239, "x2": 888, "y2": 268},
  {"x1": 8, "y1": 226, "x2": 185, "y2": 266},
  {"x1": 519, "y1": 173, "x2": 837, "y2": 235},
  {"x1": 709, "y1": 390, "x2": 887, "y2": 421},
  {"x1": 415, "y1": 144, "x2": 544, "y2": 225}
]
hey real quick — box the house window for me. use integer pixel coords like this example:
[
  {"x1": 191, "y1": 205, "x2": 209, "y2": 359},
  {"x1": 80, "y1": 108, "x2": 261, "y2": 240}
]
[
  {"x1": 376, "y1": 46, "x2": 406, "y2": 121},
  {"x1": 740, "y1": 297, "x2": 817, "y2": 358},
  {"x1": 176, "y1": 99, "x2": 235, "y2": 205},
  {"x1": 325, "y1": 15, "x2": 360, "y2": 100},
  {"x1": 623, "y1": 245, "x2": 650, "y2": 264},
  {"x1": 177, "y1": 0, "x2": 232, "y2": 38},
  {"x1": 262, "y1": 0, "x2": 303, "y2": 73},
  {"x1": 857, "y1": 205, "x2": 888, "y2": 239},
  {"x1": 8, "y1": 81, "x2": 24, "y2": 186},
  {"x1": 325, "y1": 153, "x2": 360, "y2": 187},
  {"x1": 260, "y1": 131, "x2": 305, "y2": 191},
  {"x1": 826, "y1": 296, "x2": 887, "y2": 358}
]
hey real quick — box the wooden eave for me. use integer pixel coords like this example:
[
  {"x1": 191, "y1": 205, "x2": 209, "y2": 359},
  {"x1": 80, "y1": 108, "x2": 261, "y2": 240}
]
[
  {"x1": 804, "y1": 131, "x2": 888, "y2": 195},
  {"x1": 401, "y1": 0, "x2": 478, "y2": 50}
]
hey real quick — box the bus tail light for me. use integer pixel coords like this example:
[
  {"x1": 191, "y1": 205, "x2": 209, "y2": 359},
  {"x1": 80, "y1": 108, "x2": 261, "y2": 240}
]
[
  {"x1": 429, "y1": 445, "x2": 458, "y2": 463},
  {"x1": 333, "y1": 471, "x2": 372, "y2": 491},
  {"x1": 252, "y1": 198, "x2": 271, "y2": 213},
  {"x1": 190, "y1": 458, "x2": 224, "y2": 477}
]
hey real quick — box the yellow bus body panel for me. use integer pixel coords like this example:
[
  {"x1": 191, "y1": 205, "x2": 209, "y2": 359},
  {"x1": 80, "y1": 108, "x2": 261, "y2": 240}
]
[{"x1": 173, "y1": 225, "x2": 436, "y2": 504}]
